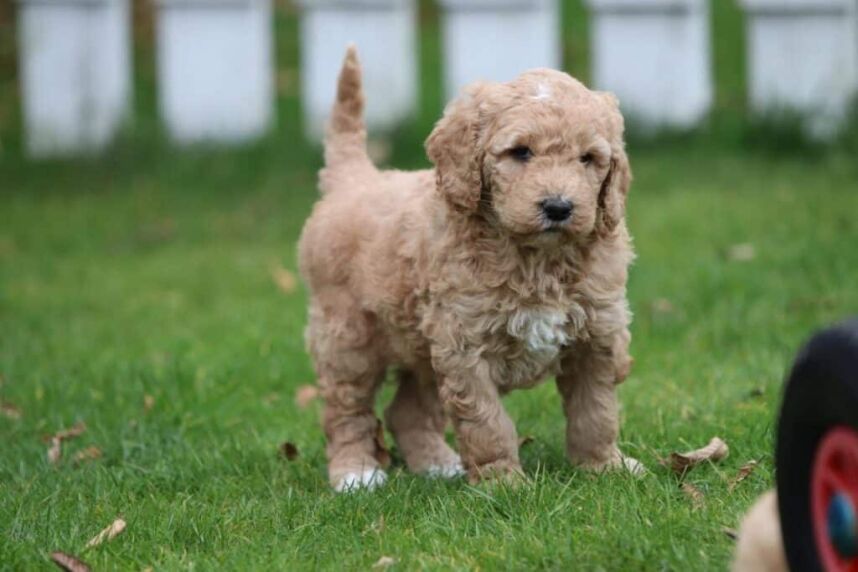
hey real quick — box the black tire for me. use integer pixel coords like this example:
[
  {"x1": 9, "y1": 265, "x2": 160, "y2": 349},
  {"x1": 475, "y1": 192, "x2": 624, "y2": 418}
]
[{"x1": 776, "y1": 318, "x2": 858, "y2": 572}]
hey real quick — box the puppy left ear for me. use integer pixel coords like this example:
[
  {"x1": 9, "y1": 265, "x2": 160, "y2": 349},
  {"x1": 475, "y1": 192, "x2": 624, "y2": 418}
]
[{"x1": 596, "y1": 146, "x2": 632, "y2": 238}]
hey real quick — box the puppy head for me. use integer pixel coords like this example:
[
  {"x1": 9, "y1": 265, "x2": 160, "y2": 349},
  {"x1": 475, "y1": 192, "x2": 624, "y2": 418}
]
[{"x1": 426, "y1": 70, "x2": 630, "y2": 245}]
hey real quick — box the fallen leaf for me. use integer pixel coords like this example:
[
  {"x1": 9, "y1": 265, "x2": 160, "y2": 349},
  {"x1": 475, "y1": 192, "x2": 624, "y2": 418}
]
[
  {"x1": 280, "y1": 442, "x2": 299, "y2": 461},
  {"x1": 681, "y1": 482, "x2": 705, "y2": 509},
  {"x1": 295, "y1": 385, "x2": 319, "y2": 409},
  {"x1": 728, "y1": 243, "x2": 756, "y2": 262},
  {"x1": 271, "y1": 265, "x2": 297, "y2": 294},
  {"x1": 1, "y1": 401, "x2": 21, "y2": 420},
  {"x1": 650, "y1": 298, "x2": 674, "y2": 314},
  {"x1": 663, "y1": 437, "x2": 729, "y2": 476},
  {"x1": 367, "y1": 139, "x2": 392, "y2": 164},
  {"x1": 263, "y1": 392, "x2": 281, "y2": 405},
  {"x1": 50, "y1": 551, "x2": 91, "y2": 572},
  {"x1": 722, "y1": 527, "x2": 739, "y2": 541},
  {"x1": 518, "y1": 435, "x2": 534, "y2": 448},
  {"x1": 143, "y1": 394, "x2": 155, "y2": 412},
  {"x1": 73, "y1": 446, "x2": 103, "y2": 465},
  {"x1": 374, "y1": 419, "x2": 391, "y2": 468},
  {"x1": 85, "y1": 518, "x2": 127, "y2": 548},
  {"x1": 746, "y1": 387, "x2": 765, "y2": 398},
  {"x1": 373, "y1": 556, "x2": 396, "y2": 569},
  {"x1": 47, "y1": 437, "x2": 62, "y2": 465},
  {"x1": 728, "y1": 460, "x2": 759, "y2": 492},
  {"x1": 54, "y1": 421, "x2": 87, "y2": 441}
]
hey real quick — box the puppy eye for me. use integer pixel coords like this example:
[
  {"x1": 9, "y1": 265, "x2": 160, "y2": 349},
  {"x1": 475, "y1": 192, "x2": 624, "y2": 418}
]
[
  {"x1": 580, "y1": 152, "x2": 594, "y2": 165},
  {"x1": 509, "y1": 146, "x2": 533, "y2": 162}
]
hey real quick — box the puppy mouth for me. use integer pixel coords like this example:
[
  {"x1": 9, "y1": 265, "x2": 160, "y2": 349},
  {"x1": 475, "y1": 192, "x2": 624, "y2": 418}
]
[{"x1": 541, "y1": 221, "x2": 569, "y2": 233}]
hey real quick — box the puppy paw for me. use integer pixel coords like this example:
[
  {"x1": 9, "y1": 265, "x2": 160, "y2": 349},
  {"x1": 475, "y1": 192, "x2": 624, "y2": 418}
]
[
  {"x1": 424, "y1": 456, "x2": 466, "y2": 479},
  {"x1": 574, "y1": 450, "x2": 646, "y2": 476},
  {"x1": 467, "y1": 459, "x2": 526, "y2": 486},
  {"x1": 333, "y1": 468, "x2": 387, "y2": 493}
]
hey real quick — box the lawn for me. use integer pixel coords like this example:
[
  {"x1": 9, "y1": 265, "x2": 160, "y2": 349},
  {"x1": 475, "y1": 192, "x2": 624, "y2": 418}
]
[{"x1": 2, "y1": 1, "x2": 858, "y2": 570}]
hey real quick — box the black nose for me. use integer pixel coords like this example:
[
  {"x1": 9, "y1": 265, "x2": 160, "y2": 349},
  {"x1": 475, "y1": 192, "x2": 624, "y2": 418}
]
[{"x1": 541, "y1": 198, "x2": 573, "y2": 222}]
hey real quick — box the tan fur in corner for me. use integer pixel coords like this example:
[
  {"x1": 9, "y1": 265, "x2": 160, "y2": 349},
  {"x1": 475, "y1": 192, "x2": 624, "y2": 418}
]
[
  {"x1": 298, "y1": 47, "x2": 642, "y2": 491},
  {"x1": 732, "y1": 490, "x2": 788, "y2": 572}
]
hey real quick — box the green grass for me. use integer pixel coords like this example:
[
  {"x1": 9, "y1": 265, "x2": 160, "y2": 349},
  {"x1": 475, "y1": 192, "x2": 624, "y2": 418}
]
[{"x1": 3, "y1": 2, "x2": 858, "y2": 570}]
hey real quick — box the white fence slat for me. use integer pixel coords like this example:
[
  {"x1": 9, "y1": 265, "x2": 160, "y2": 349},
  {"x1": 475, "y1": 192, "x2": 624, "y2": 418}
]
[
  {"x1": 740, "y1": 0, "x2": 858, "y2": 137},
  {"x1": 298, "y1": 0, "x2": 418, "y2": 141},
  {"x1": 587, "y1": 0, "x2": 713, "y2": 129},
  {"x1": 18, "y1": 0, "x2": 132, "y2": 157},
  {"x1": 438, "y1": 0, "x2": 561, "y2": 101},
  {"x1": 156, "y1": 0, "x2": 275, "y2": 144}
]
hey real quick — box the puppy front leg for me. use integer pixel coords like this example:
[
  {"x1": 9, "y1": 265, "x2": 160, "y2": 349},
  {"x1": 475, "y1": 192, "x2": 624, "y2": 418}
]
[
  {"x1": 438, "y1": 369, "x2": 523, "y2": 484},
  {"x1": 556, "y1": 335, "x2": 643, "y2": 474}
]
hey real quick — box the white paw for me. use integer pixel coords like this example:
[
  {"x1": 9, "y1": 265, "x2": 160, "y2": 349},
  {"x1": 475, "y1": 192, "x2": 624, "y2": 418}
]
[
  {"x1": 425, "y1": 457, "x2": 466, "y2": 479},
  {"x1": 622, "y1": 456, "x2": 646, "y2": 476},
  {"x1": 334, "y1": 468, "x2": 387, "y2": 493}
]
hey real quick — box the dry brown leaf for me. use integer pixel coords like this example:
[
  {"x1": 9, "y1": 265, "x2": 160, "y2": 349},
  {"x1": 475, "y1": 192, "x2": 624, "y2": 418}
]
[
  {"x1": 271, "y1": 265, "x2": 297, "y2": 294},
  {"x1": 367, "y1": 139, "x2": 392, "y2": 164},
  {"x1": 143, "y1": 394, "x2": 155, "y2": 412},
  {"x1": 728, "y1": 460, "x2": 759, "y2": 491},
  {"x1": 280, "y1": 442, "x2": 299, "y2": 461},
  {"x1": 722, "y1": 527, "x2": 739, "y2": 541},
  {"x1": 373, "y1": 556, "x2": 396, "y2": 569},
  {"x1": 295, "y1": 385, "x2": 319, "y2": 409},
  {"x1": 374, "y1": 419, "x2": 391, "y2": 468},
  {"x1": 50, "y1": 551, "x2": 91, "y2": 572},
  {"x1": 85, "y1": 518, "x2": 127, "y2": 548},
  {"x1": 1, "y1": 401, "x2": 21, "y2": 420},
  {"x1": 651, "y1": 298, "x2": 675, "y2": 314},
  {"x1": 73, "y1": 446, "x2": 103, "y2": 465},
  {"x1": 47, "y1": 437, "x2": 62, "y2": 465},
  {"x1": 54, "y1": 421, "x2": 87, "y2": 441},
  {"x1": 681, "y1": 483, "x2": 705, "y2": 510},
  {"x1": 728, "y1": 243, "x2": 756, "y2": 262},
  {"x1": 664, "y1": 437, "x2": 729, "y2": 476},
  {"x1": 518, "y1": 435, "x2": 534, "y2": 448}
]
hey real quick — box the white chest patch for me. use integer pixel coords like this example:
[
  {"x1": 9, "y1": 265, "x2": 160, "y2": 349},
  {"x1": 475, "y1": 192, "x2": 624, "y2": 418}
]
[{"x1": 507, "y1": 308, "x2": 569, "y2": 355}]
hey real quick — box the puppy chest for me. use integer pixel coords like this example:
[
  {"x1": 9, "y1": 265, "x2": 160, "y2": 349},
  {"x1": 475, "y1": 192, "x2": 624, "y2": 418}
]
[
  {"x1": 498, "y1": 305, "x2": 588, "y2": 385},
  {"x1": 506, "y1": 307, "x2": 571, "y2": 356}
]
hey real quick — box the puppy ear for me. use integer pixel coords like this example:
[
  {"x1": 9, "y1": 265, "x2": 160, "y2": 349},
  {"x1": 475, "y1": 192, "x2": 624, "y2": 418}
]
[
  {"x1": 425, "y1": 84, "x2": 488, "y2": 213},
  {"x1": 596, "y1": 146, "x2": 632, "y2": 237}
]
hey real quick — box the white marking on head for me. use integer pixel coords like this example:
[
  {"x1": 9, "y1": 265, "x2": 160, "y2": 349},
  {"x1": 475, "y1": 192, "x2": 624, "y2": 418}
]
[{"x1": 532, "y1": 83, "x2": 552, "y2": 101}]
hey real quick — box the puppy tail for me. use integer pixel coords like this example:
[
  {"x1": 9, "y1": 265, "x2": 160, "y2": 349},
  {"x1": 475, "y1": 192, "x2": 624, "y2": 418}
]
[{"x1": 324, "y1": 45, "x2": 369, "y2": 172}]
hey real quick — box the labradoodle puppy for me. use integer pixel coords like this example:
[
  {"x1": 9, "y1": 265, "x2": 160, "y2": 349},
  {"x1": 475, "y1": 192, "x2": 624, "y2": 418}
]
[{"x1": 299, "y1": 47, "x2": 642, "y2": 492}]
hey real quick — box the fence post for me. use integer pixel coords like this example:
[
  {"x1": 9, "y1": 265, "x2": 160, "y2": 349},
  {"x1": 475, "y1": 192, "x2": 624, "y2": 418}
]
[
  {"x1": 156, "y1": 0, "x2": 275, "y2": 144},
  {"x1": 298, "y1": 0, "x2": 418, "y2": 141},
  {"x1": 17, "y1": 0, "x2": 132, "y2": 157},
  {"x1": 740, "y1": 0, "x2": 858, "y2": 136},
  {"x1": 586, "y1": 0, "x2": 713, "y2": 129},
  {"x1": 437, "y1": 0, "x2": 560, "y2": 101}
]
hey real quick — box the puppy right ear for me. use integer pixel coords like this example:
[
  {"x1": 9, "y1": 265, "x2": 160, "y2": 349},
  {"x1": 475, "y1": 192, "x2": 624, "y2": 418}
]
[{"x1": 425, "y1": 84, "x2": 487, "y2": 213}]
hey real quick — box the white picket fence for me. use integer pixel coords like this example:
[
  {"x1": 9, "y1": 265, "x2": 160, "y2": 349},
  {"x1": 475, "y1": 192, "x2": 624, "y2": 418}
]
[{"x1": 15, "y1": 0, "x2": 858, "y2": 156}]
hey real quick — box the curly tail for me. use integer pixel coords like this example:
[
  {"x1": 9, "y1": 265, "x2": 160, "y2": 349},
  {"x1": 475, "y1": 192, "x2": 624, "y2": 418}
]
[{"x1": 324, "y1": 46, "x2": 369, "y2": 171}]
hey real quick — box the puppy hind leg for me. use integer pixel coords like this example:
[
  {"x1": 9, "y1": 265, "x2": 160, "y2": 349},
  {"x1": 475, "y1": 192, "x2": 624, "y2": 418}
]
[
  {"x1": 308, "y1": 300, "x2": 389, "y2": 492},
  {"x1": 385, "y1": 368, "x2": 463, "y2": 478}
]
